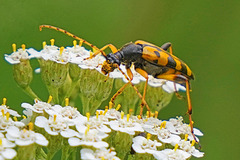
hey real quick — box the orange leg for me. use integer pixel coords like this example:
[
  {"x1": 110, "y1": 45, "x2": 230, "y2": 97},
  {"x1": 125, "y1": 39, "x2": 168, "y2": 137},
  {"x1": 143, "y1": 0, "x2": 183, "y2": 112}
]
[
  {"x1": 173, "y1": 83, "x2": 184, "y2": 100},
  {"x1": 135, "y1": 68, "x2": 150, "y2": 116},
  {"x1": 84, "y1": 44, "x2": 118, "y2": 60},
  {"x1": 116, "y1": 65, "x2": 150, "y2": 115},
  {"x1": 110, "y1": 82, "x2": 130, "y2": 104},
  {"x1": 185, "y1": 80, "x2": 198, "y2": 143},
  {"x1": 39, "y1": 25, "x2": 108, "y2": 57},
  {"x1": 156, "y1": 74, "x2": 198, "y2": 143},
  {"x1": 126, "y1": 67, "x2": 133, "y2": 81}
]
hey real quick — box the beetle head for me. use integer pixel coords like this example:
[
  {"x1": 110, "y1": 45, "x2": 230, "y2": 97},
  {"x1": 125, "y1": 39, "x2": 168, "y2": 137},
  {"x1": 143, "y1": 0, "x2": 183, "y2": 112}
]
[
  {"x1": 101, "y1": 60, "x2": 118, "y2": 75},
  {"x1": 101, "y1": 53, "x2": 120, "y2": 75}
]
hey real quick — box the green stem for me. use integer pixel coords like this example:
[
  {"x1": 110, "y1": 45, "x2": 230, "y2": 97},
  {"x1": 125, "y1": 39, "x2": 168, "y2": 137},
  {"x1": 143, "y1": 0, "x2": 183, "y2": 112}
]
[
  {"x1": 36, "y1": 147, "x2": 47, "y2": 160},
  {"x1": 23, "y1": 86, "x2": 41, "y2": 100},
  {"x1": 69, "y1": 147, "x2": 77, "y2": 160},
  {"x1": 80, "y1": 95, "x2": 90, "y2": 115},
  {"x1": 61, "y1": 139, "x2": 71, "y2": 160},
  {"x1": 17, "y1": 144, "x2": 36, "y2": 160},
  {"x1": 62, "y1": 79, "x2": 79, "y2": 106},
  {"x1": 48, "y1": 86, "x2": 59, "y2": 104},
  {"x1": 46, "y1": 150, "x2": 57, "y2": 160}
]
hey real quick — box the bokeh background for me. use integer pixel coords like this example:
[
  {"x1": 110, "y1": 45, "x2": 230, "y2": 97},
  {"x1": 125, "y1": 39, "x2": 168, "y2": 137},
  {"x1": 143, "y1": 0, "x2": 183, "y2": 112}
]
[{"x1": 0, "y1": 0, "x2": 240, "y2": 159}]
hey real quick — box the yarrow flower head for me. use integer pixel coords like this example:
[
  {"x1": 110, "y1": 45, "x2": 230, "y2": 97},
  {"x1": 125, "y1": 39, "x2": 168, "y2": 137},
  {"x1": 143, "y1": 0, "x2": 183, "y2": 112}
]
[
  {"x1": 45, "y1": 103, "x2": 86, "y2": 126},
  {"x1": 132, "y1": 133, "x2": 162, "y2": 154},
  {"x1": 5, "y1": 123, "x2": 48, "y2": 147},
  {"x1": 80, "y1": 148, "x2": 120, "y2": 160},
  {"x1": 1, "y1": 98, "x2": 20, "y2": 117},
  {"x1": 4, "y1": 44, "x2": 31, "y2": 64},
  {"x1": 35, "y1": 115, "x2": 77, "y2": 138},
  {"x1": 0, "y1": 133, "x2": 17, "y2": 160},
  {"x1": 21, "y1": 98, "x2": 52, "y2": 114},
  {"x1": 68, "y1": 126, "x2": 109, "y2": 148},
  {"x1": 109, "y1": 112, "x2": 144, "y2": 135}
]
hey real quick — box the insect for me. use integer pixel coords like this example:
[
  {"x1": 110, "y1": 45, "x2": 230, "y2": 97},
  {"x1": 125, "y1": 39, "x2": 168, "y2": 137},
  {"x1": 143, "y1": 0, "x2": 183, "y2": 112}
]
[{"x1": 39, "y1": 25, "x2": 197, "y2": 142}]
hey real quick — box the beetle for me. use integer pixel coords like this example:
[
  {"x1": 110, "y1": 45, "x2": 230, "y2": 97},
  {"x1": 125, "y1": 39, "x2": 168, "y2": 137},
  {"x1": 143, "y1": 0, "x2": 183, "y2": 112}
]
[{"x1": 39, "y1": 25, "x2": 197, "y2": 142}]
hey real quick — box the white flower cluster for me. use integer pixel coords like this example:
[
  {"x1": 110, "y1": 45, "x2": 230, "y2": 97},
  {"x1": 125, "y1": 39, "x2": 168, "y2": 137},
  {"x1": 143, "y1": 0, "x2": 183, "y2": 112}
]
[
  {"x1": 0, "y1": 99, "x2": 49, "y2": 160},
  {"x1": 4, "y1": 41, "x2": 185, "y2": 93},
  {"x1": 3, "y1": 97, "x2": 204, "y2": 160}
]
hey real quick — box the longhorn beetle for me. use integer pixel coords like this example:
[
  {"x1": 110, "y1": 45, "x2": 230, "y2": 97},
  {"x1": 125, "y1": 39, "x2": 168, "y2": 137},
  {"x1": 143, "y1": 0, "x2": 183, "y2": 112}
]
[{"x1": 39, "y1": 25, "x2": 198, "y2": 143}]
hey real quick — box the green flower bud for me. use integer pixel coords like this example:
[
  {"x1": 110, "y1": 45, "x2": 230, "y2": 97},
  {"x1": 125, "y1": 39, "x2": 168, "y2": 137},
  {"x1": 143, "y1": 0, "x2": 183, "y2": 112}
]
[
  {"x1": 40, "y1": 60, "x2": 69, "y2": 88},
  {"x1": 69, "y1": 63, "x2": 81, "y2": 82},
  {"x1": 79, "y1": 69, "x2": 113, "y2": 115},
  {"x1": 13, "y1": 59, "x2": 33, "y2": 88},
  {"x1": 40, "y1": 60, "x2": 69, "y2": 104}
]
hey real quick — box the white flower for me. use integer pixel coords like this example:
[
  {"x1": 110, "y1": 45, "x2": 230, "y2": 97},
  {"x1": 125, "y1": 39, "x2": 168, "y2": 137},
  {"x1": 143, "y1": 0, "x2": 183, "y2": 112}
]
[
  {"x1": 51, "y1": 47, "x2": 70, "y2": 64},
  {"x1": 166, "y1": 117, "x2": 203, "y2": 141},
  {"x1": 21, "y1": 99, "x2": 52, "y2": 114},
  {"x1": 79, "y1": 54, "x2": 105, "y2": 70},
  {"x1": 142, "y1": 117, "x2": 162, "y2": 128},
  {"x1": 132, "y1": 136, "x2": 162, "y2": 154},
  {"x1": 34, "y1": 67, "x2": 41, "y2": 73},
  {"x1": 21, "y1": 108, "x2": 33, "y2": 125},
  {"x1": 5, "y1": 126, "x2": 48, "y2": 146},
  {"x1": 45, "y1": 105, "x2": 87, "y2": 126},
  {"x1": 0, "y1": 137, "x2": 17, "y2": 160},
  {"x1": 39, "y1": 45, "x2": 59, "y2": 61},
  {"x1": 0, "y1": 114, "x2": 25, "y2": 133},
  {"x1": 75, "y1": 116, "x2": 111, "y2": 134},
  {"x1": 0, "y1": 105, "x2": 20, "y2": 117},
  {"x1": 162, "y1": 81, "x2": 186, "y2": 93},
  {"x1": 67, "y1": 45, "x2": 91, "y2": 64},
  {"x1": 157, "y1": 128, "x2": 181, "y2": 144},
  {"x1": 153, "y1": 148, "x2": 191, "y2": 160},
  {"x1": 68, "y1": 129, "x2": 109, "y2": 148},
  {"x1": 4, "y1": 47, "x2": 29, "y2": 64},
  {"x1": 109, "y1": 114, "x2": 144, "y2": 135},
  {"x1": 174, "y1": 140, "x2": 204, "y2": 158},
  {"x1": 148, "y1": 76, "x2": 166, "y2": 87},
  {"x1": 104, "y1": 109, "x2": 121, "y2": 120},
  {"x1": 27, "y1": 48, "x2": 42, "y2": 59},
  {"x1": 35, "y1": 115, "x2": 77, "y2": 138},
  {"x1": 81, "y1": 148, "x2": 120, "y2": 160}
]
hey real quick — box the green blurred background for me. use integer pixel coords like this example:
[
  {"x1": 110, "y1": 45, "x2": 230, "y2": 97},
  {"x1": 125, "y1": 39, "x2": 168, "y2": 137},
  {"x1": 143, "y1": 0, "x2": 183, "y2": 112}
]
[{"x1": 0, "y1": 0, "x2": 240, "y2": 159}]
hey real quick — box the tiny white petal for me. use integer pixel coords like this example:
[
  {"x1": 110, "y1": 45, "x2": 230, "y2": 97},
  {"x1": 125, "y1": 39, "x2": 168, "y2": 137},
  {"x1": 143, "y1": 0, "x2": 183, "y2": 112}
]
[
  {"x1": 60, "y1": 129, "x2": 77, "y2": 138},
  {"x1": 15, "y1": 139, "x2": 34, "y2": 146},
  {"x1": 68, "y1": 137, "x2": 81, "y2": 146},
  {"x1": 2, "y1": 149, "x2": 17, "y2": 159},
  {"x1": 35, "y1": 116, "x2": 48, "y2": 128}
]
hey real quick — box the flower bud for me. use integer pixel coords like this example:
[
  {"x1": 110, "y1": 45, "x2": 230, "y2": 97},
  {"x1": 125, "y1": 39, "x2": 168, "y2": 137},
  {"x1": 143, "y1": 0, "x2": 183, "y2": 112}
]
[{"x1": 13, "y1": 59, "x2": 33, "y2": 88}]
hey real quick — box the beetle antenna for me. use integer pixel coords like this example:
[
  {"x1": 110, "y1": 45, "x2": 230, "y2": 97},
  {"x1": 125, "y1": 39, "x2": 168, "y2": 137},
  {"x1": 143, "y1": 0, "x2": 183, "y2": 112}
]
[{"x1": 39, "y1": 25, "x2": 108, "y2": 58}]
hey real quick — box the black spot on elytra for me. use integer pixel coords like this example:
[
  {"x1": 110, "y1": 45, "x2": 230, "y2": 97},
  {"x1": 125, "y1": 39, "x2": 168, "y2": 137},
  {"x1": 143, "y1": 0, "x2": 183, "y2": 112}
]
[
  {"x1": 154, "y1": 51, "x2": 160, "y2": 57},
  {"x1": 167, "y1": 56, "x2": 176, "y2": 68}
]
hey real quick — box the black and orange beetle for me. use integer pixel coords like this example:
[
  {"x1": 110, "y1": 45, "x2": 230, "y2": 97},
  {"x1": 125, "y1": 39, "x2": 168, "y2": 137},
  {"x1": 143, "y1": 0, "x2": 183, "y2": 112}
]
[{"x1": 39, "y1": 25, "x2": 197, "y2": 142}]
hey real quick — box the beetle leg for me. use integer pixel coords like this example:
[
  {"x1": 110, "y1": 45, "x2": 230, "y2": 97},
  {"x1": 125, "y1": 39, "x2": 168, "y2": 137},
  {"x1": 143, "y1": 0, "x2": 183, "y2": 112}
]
[
  {"x1": 161, "y1": 42, "x2": 173, "y2": 55},
  {"x1": 110, "y1": 66, "x2": 133, "y2": 106},
  {"x1": 110, "y1": 82, "x2": 130, "y2": 105},
  {"x1": 84, "y1": 44, "x2": 118, "y2": 60},
  {"x1": 135, "y1": 68, "x2": 150, "y2": 116},
  {"x1": 126, "y1": 65, "x2": 133, "y2": 81},
  {"x1": 116, "y1": 65, "x2": 150, "y2": 115},
  {"x1": 173, "y1": 83, "x2": 184, "y2": 100},
  {"x1": 156, "y1": 74, "x2": 198, "y2": 143}
]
